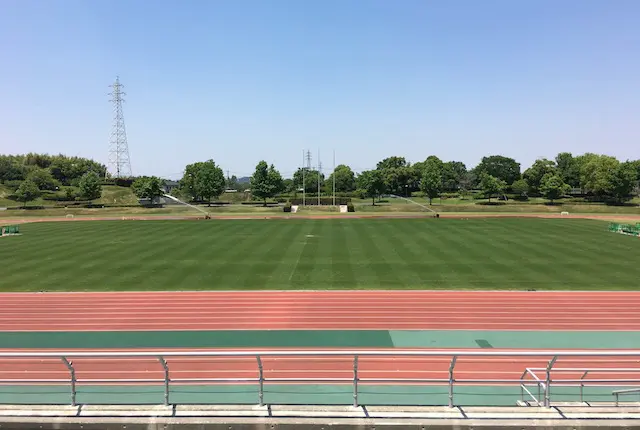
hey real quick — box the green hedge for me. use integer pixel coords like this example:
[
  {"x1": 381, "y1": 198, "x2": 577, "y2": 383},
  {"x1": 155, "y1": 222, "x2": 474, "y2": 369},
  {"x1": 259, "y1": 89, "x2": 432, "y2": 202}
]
[
  {"x1": 289, "y1": 197, "x2": 351, "y2": 206},
  {"x1": 347, "y1": 202, "x2": 355, "y2": 212},
  {"x1": 241, "y1": 201, "x2": 280, "y2": 206},
  {"x1": 283, "y1": 202, "x2": 292, "y2": 212}
]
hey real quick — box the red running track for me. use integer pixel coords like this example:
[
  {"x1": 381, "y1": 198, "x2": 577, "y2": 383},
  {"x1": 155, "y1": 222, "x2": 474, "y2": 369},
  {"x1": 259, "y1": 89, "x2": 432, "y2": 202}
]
[
  {"x1": 1, "y1": 290, "x2": 640, "y2": 331},
  {"x1": 2, "y1": 354, "x2": 640, "y2": 386}
]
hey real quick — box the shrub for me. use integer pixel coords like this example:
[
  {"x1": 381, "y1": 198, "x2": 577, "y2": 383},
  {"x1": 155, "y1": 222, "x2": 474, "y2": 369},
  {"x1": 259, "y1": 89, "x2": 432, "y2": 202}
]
[
  {"x1": 114, "y1": 178, "x2": 135, "y2": 187},
  {"x1": 347, "y1": 202, "x2": 355, "y2": 212},
  {"x1": 283, "y1": 202, "x2": 292, "y2": 212},
  {"x1": 440, "y1": 192, "x2": 460, "y2": 199},
  {"x1": 241, "y1": 201, "x2": 279, "y2": 206},
  {"x1": 3, "y1": 180, "x2": 23, "y2": 191}
]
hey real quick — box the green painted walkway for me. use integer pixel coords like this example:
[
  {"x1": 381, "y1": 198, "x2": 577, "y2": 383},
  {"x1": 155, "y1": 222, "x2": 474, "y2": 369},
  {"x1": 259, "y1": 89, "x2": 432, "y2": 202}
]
[
  {"x1": 1, "y1": 330, "x2": 638, "y2": 349},
  {"x1": 0, "y1": 384, "x2": 635, "y2": 406}
]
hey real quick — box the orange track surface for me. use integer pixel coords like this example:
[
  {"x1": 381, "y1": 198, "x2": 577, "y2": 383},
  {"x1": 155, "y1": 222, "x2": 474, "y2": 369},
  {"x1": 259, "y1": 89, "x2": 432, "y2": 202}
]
[{"x1": 2, "y1": 291, "x2": 640, "y2": 331}]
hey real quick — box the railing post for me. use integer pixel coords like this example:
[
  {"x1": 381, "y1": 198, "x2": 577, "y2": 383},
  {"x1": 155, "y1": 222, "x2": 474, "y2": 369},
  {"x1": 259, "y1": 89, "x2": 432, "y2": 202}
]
[
  {"x1": 256, "y1": 355, "x2": 264, "y2": 406},
  {"x1": 61, "y1": 357, "x2": 76, "y2": 406},
  {"x1": 544, "y1": 356, "x2": 558, "y2": 408},
  {"x1": 353, "y1": 355, "x2": 359, "y2": 407},
  {"x1": 448, "y1": 356, "x2": 457, "y2": 408},
  {"x1": 580, "y1": 370, "x2": 589, "y2": 403},
  {"x1": 158, "y1": 356, "x2": 169, "y2": 406}
]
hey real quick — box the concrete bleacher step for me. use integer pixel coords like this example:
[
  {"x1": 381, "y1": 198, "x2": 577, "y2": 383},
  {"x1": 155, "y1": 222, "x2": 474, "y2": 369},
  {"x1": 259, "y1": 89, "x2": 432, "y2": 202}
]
[
  {"x1": 1, "y1": 404, "x2": 640, "y2": 421},
  {"x1": 80, "y1": 404, "x2": 174, "y2": 417},
  {"x1": 519, "y1": 400, "x2": 640, "y2": 407},
  {"x1": 0, "y1": 405, "x2": 78, "y2": 417}
]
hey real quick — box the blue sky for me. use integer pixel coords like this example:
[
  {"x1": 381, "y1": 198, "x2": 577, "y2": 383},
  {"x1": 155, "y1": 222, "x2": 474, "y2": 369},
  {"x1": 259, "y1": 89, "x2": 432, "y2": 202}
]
[{"x1": 1, "y1": 0, "x2": 639, "y2": 179}]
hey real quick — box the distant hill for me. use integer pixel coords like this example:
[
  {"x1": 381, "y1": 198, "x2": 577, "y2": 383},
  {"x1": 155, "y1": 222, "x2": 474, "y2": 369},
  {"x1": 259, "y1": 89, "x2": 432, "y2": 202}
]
[{"x1": 238, "y1": 176, "x2": 251, "y2": 184}]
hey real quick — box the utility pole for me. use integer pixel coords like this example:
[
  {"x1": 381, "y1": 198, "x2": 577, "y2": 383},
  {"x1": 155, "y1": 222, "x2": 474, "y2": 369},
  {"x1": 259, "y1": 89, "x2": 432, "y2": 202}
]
[
  {"x1": 333, "y1": 150, "x2": 336, "y2": 206},
  {"x1": 302, "y1": 150, "x2": 306, "y2": 206},
  {"x1": 303, "y1": 150, "x2": 312, "y2": 207},
  {"x1": 317, "y1": 149, "x2": 321, "y2": 206}
]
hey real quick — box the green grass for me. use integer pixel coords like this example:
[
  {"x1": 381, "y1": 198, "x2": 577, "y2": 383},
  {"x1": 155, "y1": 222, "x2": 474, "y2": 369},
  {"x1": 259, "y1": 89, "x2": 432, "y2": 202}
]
[{"x1": 1, "y1": 218, "x2": 639, "y2": 291}]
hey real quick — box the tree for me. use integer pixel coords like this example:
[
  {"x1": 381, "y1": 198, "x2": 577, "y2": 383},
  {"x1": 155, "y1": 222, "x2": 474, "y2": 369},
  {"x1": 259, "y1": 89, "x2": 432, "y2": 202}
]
[
  {"x1": 14, "y1": 179, "x2": 41, "y2": 207},
  {"x1": 376, "y1": 156, "x2": 407, "y2": 170},
  {"x1": 458, "y1": 171, "x2": 477, "y2": 199},
  {"x1": 49, "y1": 155, "x2": 107, "y2": 185},
  {"x1": 474, "y1": 155, "x2": 521, "y2": 185},
  {"x1": 555, "y1": 152, "x2": 580, "y2": 188},
  {"x1": 78, "y1": 171, "x2": 102, "y2": 201},
  {"x1": 132, "y1": 176, "x2": 165, "y2": 204},
  {"x1": 523, "y1": 158, "x2": 556, "y2": 193},
  {"x1": 326, "y1": 164, "x2": 356, "y2": 193},
  {"x1": 609, "y1": 162, "x2": 638, "y2": 203},
  {"x1": 441, "y1": 161, "x2": 467, "y2": 192},
  {"x1": 580, "y1": 154, "x2": 619, "y2": 197},
  {"x1": 250, "y1": 161, "x2": 284, "y2": 205},
  {"x1": 539, "y1": 173, "x2": 570, "y2": 203},
  {"x1": 26, "y1": 168, "x2": 59, "y2": 191},
  {"x1": 179, "y1": 160, "x2": 225, "y2": 203},
  {"x1": 376, "y1": 157, "x2": 413, "y2": 195},
  {"x1": 356, "y1": 170, "x2": 385, "y2": 205},
  {"x1": 226, "y1": 175, "x2": 239, "y2": 190},
  {"x1": 511, "y1": 178, "x2": 529, "y2": 199},
  {"x1": 195, "y1": 160, "x2": 225, "y2": 205},
  {"x1": 0, "y1": 156, "x2": 26, "y2": 183},
  {"x1": 380, "y1": 166, "x2": 414, "y2": 195},
  {"x1": 293, "y1": 168, "x2": 324, "y2": 193},
  {"x1": 420, "y1": 159, "x2": 442, "y2": 204},
  {"x1": 283, "y1": 178, "x2": 295, "y2": 193},
  {"x1": 631, "y1": 160, "x2": 640, "y2": 183},
  {"x1": 479, "y1": 174, "x2": 506, "y2": 202}
]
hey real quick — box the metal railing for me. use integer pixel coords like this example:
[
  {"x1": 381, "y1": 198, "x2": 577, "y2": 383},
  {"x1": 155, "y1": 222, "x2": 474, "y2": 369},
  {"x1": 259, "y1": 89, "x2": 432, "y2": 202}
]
[
  {"x1": 613, "y1": 388, "x2": 640, "y2": 406},
  {"x1": 0, "y1": 350, "x2": 639, "y2": 408},
  {"x1": 521, "y1": 366, "x2": 640, "y2": 407}
]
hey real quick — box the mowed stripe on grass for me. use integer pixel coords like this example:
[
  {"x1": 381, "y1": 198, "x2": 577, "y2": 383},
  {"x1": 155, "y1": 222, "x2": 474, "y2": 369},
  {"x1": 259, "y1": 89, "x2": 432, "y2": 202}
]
[{"x1": 1, "y1": 218, "x2": 639, "y2": 291}]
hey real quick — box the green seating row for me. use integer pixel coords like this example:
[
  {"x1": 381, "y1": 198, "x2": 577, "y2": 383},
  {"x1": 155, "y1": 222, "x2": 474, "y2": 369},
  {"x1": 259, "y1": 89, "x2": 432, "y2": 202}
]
[
  {"x1": 609, "y1": 223, "x2": 640, "y2": 236},
  {"x1": 0, "y1": 225, "x2": 19, "y2": 235}
]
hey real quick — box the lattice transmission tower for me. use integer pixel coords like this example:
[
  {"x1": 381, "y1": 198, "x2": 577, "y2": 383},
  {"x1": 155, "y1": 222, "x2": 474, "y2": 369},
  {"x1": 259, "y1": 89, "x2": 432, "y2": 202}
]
[{"x1": 107, "y1": 76, "x2": 132, "y2": 178}]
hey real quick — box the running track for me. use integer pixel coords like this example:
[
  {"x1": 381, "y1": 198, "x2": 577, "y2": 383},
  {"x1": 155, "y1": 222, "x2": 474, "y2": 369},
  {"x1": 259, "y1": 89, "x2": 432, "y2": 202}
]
[
  {"x1": 2, "y1": 291, "x2": 640, "y2": 331},
  {"x1": 1, "y1": 291, "x2": 639, "y2": 390}
]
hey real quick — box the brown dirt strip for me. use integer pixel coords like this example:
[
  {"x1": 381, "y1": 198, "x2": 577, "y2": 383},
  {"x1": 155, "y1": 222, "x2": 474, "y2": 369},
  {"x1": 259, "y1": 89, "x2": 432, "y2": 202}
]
[{"x1": 2, "y1": 213, "x2": 640, "y2": 224}]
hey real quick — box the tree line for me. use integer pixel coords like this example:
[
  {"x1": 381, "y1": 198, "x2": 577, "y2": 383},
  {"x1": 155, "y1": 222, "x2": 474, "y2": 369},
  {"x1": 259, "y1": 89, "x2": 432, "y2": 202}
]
[
  {"x1": 164, "y1": 152, "x2": 640, "y2": 206},
  {"x1": 0, "y1": 154, "x2": 106, "y2": 206},
  {"x1": 3, "y1": 152, "x2": 639, "y2": 207}
]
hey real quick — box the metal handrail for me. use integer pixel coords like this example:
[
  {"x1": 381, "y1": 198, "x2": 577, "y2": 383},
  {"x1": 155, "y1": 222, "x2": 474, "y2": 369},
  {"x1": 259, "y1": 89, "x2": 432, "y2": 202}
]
[
  {"x1": 0, "y1": 350, "x2": 638, "y2": 357},
  {"x1": 613, "y1": 388, "x2": 640, "y2": 406},
  {"x1": 0, "y1": 350, "x2": 639, "y2": 408},
  {"x1": 611, "y1": 388, "x2": 640, "y2": 406}
]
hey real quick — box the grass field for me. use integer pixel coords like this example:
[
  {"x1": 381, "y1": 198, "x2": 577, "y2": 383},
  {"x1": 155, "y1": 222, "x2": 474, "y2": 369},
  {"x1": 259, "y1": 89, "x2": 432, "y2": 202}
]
[{"x1": 1, "y1": 218, "x2": 639, "y2": 291}]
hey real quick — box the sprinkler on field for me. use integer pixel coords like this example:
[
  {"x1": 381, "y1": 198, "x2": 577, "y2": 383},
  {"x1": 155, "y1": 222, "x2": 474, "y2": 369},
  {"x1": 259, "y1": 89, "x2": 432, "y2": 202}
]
[
  {"x1": 389, "y1": 194, "x2": 439, "y2": 217},
  {"x1": 163, "y1": 194, "x2": 210, "y2": 218}
]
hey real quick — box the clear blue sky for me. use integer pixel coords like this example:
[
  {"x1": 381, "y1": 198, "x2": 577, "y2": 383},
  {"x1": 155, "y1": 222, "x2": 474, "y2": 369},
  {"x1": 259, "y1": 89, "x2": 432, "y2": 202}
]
[{"x1": 1, "y1": 0, "x2": 638, "y2": 179}]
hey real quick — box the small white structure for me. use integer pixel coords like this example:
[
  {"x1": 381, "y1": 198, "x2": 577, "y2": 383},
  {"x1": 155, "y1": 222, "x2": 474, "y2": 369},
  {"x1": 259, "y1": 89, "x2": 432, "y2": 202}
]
[
  {"x1": 291, "y1": 205, "x2": 299, "y2": 213},
  {"x1": 339, "y1": 205, "x2": 348, "y2": 213}
]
